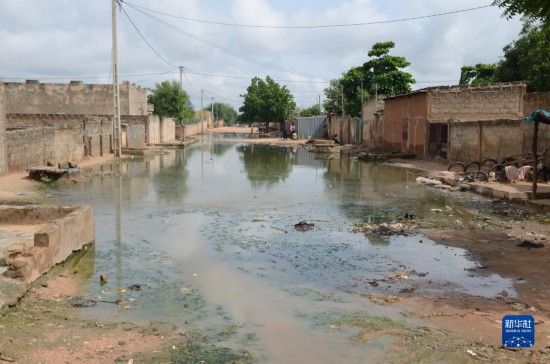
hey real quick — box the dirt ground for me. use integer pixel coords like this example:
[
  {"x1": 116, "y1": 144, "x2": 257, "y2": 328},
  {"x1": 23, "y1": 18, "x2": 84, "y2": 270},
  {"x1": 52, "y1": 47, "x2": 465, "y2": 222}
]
[{"x1": 2, "y1": 148, "x2": 550, "y2": 362}]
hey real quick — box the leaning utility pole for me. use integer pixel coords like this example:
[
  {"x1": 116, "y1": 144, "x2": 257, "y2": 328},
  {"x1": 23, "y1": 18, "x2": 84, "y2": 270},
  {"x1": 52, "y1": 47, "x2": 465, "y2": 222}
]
[
  {"x1": 179, "y1": 66, "x2": 183, "y2": 89},
  {"x1": 111, "y1": 0, "x2": 121, "y2": 157}
]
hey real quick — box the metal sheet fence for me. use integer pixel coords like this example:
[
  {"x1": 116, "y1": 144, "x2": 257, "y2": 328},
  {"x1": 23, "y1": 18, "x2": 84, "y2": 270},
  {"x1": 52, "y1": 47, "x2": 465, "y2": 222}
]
[{"x1": 295, "y1": 116, "x2": 326, "y2": 139}]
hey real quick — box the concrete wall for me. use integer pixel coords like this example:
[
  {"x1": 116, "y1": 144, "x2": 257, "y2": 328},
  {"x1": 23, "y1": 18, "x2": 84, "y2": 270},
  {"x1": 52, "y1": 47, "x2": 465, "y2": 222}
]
[
  {"x1": 148, "y1": 116, "x2": 176, "y2": 144},
  {"x1": 124, "y1": 124, "x2": 146, "y2": 148},
  {"x1": 2, "y1": 80, "x2": 148, "y2": 116},
  {"x1": 328, "y1": 115, "x2": 355, "y2": 144},
  {"x1": 429, "y1": 83, "x2": 525, "y2": 121},
  {"x1": 0, "y1": 84, "x2": 6, "y2": 176},
  {"x1": 447, "y1": 119, "x2": 549, "y2": 164},
  {"x1": 362, "y1": 98, "x2": 385, "y2": 149},
  {"x1": 383, "y1": 92, "x2": 429, "y2": 155},
  {"x1": 6, "y1": 114, "x2": 113, "y2": 172},
  {"x1": 524, "y1": 92, "x2": 550, "y2": 116},
  {"x1": 178, "y1": 121, "x2": 208, "y2": 139}
]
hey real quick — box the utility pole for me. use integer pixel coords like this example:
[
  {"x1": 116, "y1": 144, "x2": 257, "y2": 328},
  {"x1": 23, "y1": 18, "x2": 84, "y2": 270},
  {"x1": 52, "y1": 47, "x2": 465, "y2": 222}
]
[
  {"x1": 201, "y1": 89, "x2": 204, "y2": 135},
  {"x1": 341, "y1": 86, "x2": 345, "y2": 116},
  {"x1": 179, "y1": 66, "x2": 185, "y2": 142},
  {"x1": 318, "y1": 94, "x2": 321, "y2": 115},
  {"x1": 111, "y1": 0, "x2": 121, "y2": 157},
  {"x1": 360, "y1": 81, "x2": 364, "y2": 122},
  {"x1": 211, "y1": 97, "x2": 214, "y2": 126}
]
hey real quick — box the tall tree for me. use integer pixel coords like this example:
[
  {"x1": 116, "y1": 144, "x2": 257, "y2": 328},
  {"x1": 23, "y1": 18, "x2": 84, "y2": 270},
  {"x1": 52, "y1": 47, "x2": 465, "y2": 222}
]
[
  {"x1": 239, "y1": 76, "x2": 296, "y2": 131},
  {"x1": 341, "y1": 41, "x2": 415, "y2": 117},
  {"x1": 323, "y1": 79, "x2": 344, "y2": 115},
  {"x1": 147, "y1": 80, "x2": 195, "y2": 124},
  {"x1": 205, "y1": 102, "x2": 238, "y2": 125},
  {"x1": 299, "y1": 104, "x2": 321, "y2": 117},
  {"x1": 459, "y1": 63, "x2": 498, "y2": 85},
  {"x1": 493, "y1": 0, "x2": 550, "y2": 25},
  {"x1": 495, "y1": 23, "x2": 550, "y2": 91}
]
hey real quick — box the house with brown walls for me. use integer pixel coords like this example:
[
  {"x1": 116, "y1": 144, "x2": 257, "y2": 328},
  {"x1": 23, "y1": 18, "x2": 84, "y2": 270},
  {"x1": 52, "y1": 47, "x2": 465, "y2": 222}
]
[{"x1": 372, "y1": 82, "x2": 527, "y2": 160}]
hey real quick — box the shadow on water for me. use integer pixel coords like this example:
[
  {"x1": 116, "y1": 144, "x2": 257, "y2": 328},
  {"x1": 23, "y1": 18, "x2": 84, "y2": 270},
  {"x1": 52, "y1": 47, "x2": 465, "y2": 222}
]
[{"x1": 44, "y1": 141, "x2": 525, "y2": 362}]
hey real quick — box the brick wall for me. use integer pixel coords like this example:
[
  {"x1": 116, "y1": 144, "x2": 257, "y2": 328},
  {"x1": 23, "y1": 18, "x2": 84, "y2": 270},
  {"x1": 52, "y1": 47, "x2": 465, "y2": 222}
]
[
  {"x1": 447, "y1": 119, "x2": 547, "y2": 164},
  {"x1": 429, "y1": 82, "x2": 525, "y2": 121},
  {"x1": 0, "y1": 84, "x2": 7, "y2": 176},
  {"x1": 6, "y1": 114, "x2": 113, "y2": 172},
  {"x1": 524, "y1": 92, "x2": 550, "y2": 116},
  {"x1": 2, "y1": 80, "x2": 148, "y2": 116}
]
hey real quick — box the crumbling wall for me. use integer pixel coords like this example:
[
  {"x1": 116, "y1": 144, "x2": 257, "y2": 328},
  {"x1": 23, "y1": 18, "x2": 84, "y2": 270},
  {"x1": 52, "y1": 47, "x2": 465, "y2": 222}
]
[{"x1": 6, "y1": 114, "x2": 112, "y2": 172}]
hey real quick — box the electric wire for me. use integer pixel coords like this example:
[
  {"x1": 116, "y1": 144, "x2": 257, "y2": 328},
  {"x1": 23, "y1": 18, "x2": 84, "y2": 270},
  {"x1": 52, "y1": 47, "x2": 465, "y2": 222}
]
[
  {"x1": 122, "y1": 2, "x2": 331, "y2": 81},
  {"x1": 122, "y1": 1, "x2": 492, "y2": 29},
  {"x1": 119, "y1": 4, "x2": 178, "y2": 68}
]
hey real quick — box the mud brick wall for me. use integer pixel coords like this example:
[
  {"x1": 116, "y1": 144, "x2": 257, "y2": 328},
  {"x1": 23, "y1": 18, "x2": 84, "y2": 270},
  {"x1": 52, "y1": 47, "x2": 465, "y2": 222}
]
[
  {"x1": 147, "y1": 115, "x2": 176, "y2": 144},
  {"x1": 83, "y1": 117, "x2": 113, "y2": 157},
  {"x1": 7, "y1": 127, "x2": 55, "y2": 171},
  {"x1": 524, "y1": 92, "x2": 550, "y2": 116},
  {"x1": 429, "y1": 83, "x2": 525, "y2": 121},
  {"x1": 0, "y1": 85, "x2": 7, "y2": 176},
  {"x1": 448, "y1": 119, "x2": 533, "y2": 163},
  {"x1": 3, "y1": 80, "x2": 148, "y2": 116}
]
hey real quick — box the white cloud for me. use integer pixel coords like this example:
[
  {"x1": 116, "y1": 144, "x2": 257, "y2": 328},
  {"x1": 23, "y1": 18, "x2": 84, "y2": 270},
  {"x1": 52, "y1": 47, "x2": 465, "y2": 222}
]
[{"x1": 0, "y1": 0, "x2": 523, "y2": 109}]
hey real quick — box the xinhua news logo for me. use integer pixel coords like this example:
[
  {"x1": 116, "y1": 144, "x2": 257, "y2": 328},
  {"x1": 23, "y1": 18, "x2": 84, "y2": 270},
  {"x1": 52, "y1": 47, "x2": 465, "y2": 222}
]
[{"x1": 502, "y1": 315, "x2": 535, "y2": 348}]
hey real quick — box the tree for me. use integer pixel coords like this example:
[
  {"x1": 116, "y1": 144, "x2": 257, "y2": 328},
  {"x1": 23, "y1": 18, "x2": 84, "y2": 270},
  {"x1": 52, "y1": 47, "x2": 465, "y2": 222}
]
[
  {"x1": 147, "y1": 80, "x2": 195, "y2": 124},
  {"x1": 493, "y1": 0, "x2": 550, "y2": 25},
  {"x1": 204, "y1": 102, "x2": 238, "y2": 125},
  {"x1": 340, "y1": 41, "x2": 415, "y2": 117},
  {"x1": 299, "y1": 104, "x2": 321, "y2": 117},
  {"x1": 459, "y1": 63, "x2": 498, "y2": 85},
  {"x1": 495, "y1": 23, "x2": 550, "y2": 91},
  {"x1": 323, "y1": 79, "x2": 344, "y2": 115},
  {"x1": 239, "y1": 76, "x2": 296, "y2": 131}
]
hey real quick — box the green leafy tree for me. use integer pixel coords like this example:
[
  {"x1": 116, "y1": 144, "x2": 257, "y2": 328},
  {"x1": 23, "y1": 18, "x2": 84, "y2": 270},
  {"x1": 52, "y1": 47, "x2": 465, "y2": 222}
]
[
  {"x1": 147, "y1": 80, "x2": 195, "y2": 124},
  {"x1": 341, "y1": 41, "x2": 415, "y2": 117},
  {"x1": 299, "y1": 104, "x2": 321, "y2": 117},
  {"x1": 493, "y1": 0, "x2": 550, "y2": 25},
  {"x1": 323, "y1": 79, "x2": 344, "y2": 115},
  {"x1": 239, "y1": 76, "x2": 296, "y2": 131},
  {"x1": 495, "y1": 23, "x2": 550, "y2": 91},
  {"x1": 459, "y1": 63, "x2": 498, "y2": 85},
  {"x1": 205, "y1": 102, "x2": 238, "y2": 125}
]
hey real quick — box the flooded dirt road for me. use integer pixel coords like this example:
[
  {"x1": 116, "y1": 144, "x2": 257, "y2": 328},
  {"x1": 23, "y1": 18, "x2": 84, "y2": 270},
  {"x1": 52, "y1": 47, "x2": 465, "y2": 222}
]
[{"x1": 3, "y1": 137, "x2": 550, "y2": 363}]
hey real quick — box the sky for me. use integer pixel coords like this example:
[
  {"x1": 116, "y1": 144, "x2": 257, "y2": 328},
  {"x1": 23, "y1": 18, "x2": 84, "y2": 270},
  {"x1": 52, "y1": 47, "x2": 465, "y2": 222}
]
[{"x1": 0, "y1": 0, "x2": 523, "y2": 112}]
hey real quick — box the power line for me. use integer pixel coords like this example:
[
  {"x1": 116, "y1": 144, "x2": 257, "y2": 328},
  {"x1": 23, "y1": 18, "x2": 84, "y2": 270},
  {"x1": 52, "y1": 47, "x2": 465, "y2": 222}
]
[
  {"x1": 119, "y1": 4, "x2": 178, "y2": 68},
  {"x1": 122, "y1": 1, "x2": 492, "y2": 29},
  {"x1": 122, "y1": 2, "x2": 331, "y2": 81}
]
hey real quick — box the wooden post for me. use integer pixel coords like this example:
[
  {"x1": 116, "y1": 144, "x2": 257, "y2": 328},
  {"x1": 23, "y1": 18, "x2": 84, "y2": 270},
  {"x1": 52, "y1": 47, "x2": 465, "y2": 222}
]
[{"x1": 532, "y1": 119, "x2": 539, "y2": 200}]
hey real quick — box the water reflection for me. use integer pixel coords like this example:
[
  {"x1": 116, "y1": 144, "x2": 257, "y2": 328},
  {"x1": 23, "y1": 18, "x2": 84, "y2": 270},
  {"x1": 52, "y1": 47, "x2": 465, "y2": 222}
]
[{"x1": 238, "y1": 144, "x2": 293, "y2": 187}]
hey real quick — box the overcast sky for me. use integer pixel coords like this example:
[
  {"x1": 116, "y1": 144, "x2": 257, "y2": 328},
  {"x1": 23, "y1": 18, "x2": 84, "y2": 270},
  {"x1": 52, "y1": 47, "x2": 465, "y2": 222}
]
[{"x1": 0, "y1": 0, "x2": 522, "y2": 111}]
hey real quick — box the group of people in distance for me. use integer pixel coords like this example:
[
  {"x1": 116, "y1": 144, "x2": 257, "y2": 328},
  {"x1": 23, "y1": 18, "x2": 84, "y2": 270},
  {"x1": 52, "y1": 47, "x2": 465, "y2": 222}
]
[
  {"x1": 281, "y1": 122, "x2": 341, "y2": 144},
  {"x1": 281, "y1": 122, "x2": 296, "y2": 140}
]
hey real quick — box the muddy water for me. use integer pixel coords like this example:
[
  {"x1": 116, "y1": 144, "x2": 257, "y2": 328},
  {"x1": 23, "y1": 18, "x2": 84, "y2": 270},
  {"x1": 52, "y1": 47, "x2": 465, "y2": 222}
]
[{"x1": 45, "y1": 139, "x2": 522, "y2": 362}]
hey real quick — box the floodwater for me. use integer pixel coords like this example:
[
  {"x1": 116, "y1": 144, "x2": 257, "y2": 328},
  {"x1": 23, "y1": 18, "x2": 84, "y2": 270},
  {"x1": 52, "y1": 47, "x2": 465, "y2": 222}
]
[{"x1": 45, "y1": 137, "x2": 522, "y2": 362}]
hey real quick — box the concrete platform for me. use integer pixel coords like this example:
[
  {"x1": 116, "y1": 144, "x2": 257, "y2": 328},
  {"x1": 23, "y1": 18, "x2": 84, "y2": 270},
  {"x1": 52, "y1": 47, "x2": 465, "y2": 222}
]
[{"x1": 0, "y1": 204, "x2": 95, "y2": 311}]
